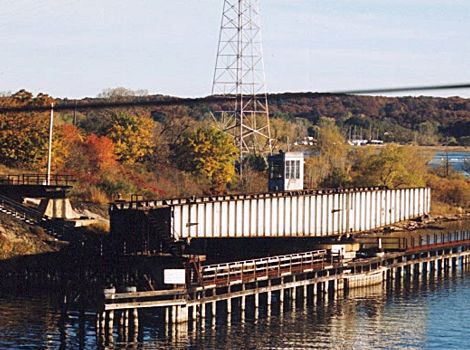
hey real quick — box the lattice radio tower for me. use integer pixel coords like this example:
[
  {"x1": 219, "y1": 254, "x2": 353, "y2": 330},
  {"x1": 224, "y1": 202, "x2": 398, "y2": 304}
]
[{"x1": 212, "y1": 0, "x2": 272, "y2": 159}]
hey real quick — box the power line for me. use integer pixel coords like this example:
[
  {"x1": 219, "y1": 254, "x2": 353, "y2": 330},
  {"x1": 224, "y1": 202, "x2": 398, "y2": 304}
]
[{"x1": 333, "y1": 83, "x2": 470, "y2": 95}]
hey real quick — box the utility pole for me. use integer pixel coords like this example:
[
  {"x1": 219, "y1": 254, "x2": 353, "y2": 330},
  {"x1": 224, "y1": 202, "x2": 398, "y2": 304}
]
[
  {"x1": 212, "y1": 0, "x2": 272, "y2": 164},
  {"x1": 46, "y1": 103, "x2": 54, "y2": 186}
]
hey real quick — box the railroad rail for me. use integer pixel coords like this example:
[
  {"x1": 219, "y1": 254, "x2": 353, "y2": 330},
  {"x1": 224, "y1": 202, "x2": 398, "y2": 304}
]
[
  {"x1": 0, "y1": 193, "x2": 72, "y2": 238},
  {"x1": 110, "y1": 186, "x2": 390, "y2": 211}
]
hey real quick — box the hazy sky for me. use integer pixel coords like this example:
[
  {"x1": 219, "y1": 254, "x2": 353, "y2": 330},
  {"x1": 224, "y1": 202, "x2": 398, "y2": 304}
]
[{"x1": 1, "y1": 0, "x2": 470, "y2": 98}]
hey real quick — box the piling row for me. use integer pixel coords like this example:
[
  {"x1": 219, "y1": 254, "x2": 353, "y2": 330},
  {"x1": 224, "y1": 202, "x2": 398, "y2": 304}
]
[{"x1": 96, "y1": 244, "x2": 470, "y2": 342}]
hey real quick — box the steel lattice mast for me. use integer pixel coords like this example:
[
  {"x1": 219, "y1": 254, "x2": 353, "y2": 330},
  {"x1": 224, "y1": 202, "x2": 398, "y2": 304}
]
[{"x1": 212, "y1": 0, "x2": 272, "y2": 158}]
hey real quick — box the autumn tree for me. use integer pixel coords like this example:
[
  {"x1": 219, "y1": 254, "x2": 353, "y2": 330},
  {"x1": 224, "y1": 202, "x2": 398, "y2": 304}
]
[
  {"x1": 269, "y1": 116, "x2": 309, "y2": 151},
  {"x1": 108, "y1": 112, "x2": 155, "y2": 165},
  {"x1": 351, "y1": 144, "x2": 428, "y2": 188},
  {"x1": 174, "y1": 127, "x2": 239, "y2": 192},
  {"x1": 304, "y1": 117, "x2": 350, "y2": 188},
  {"x1": 84, "y1": 134, "x2": 118, "y2": 173},
  {"x1": 48, "y1": 124, "x2": 83, "y2": 172},
  {"x1": 0, "y1": 90, "x2": 55, "y2": 167}
]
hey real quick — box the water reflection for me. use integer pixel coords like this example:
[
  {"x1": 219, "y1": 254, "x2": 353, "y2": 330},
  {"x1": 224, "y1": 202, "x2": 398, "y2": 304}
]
[{"x1": 2, "y1": 265, "x2": 470, "y2": 349}]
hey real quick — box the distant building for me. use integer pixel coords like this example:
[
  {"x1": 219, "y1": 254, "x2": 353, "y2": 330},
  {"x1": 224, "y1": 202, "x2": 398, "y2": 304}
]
[
  {"x1": 293, "y1": 136, "x2": 316, "y2": 146},
  {"x1": 348, "y1": 139, "x2": 384, "y2": 146}
]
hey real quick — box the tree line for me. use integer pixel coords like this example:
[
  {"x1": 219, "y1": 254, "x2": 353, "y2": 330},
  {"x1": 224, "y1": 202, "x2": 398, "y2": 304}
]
[{"x1": 0, "y1": 88, "x2": 468, "y2": 213}]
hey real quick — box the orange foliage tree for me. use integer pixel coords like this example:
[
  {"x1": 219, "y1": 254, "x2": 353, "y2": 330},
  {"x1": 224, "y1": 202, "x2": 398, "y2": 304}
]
[{"x1": 84, "y1": 134, "x2": 117, "y2": 173}]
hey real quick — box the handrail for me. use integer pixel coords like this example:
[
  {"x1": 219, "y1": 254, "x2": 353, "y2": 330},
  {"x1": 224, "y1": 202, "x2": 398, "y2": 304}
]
[
  {"x1": 106, "y1": 288, "x2": 186, "y2": 300},
  {"x1": 0, "y1": 174, "x2": 75, "y2": 187},
  {"x1": 200, "y1": 249, "x2": 330, "y2": 287},
  {"x1": 381, "y1": 230, "x2": 470, "y2": 251}
]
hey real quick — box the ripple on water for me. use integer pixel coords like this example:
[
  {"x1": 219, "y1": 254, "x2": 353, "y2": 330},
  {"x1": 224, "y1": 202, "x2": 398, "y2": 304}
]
[{"x1": 2, "y1": 270, "x2": 470, "y2": 349}]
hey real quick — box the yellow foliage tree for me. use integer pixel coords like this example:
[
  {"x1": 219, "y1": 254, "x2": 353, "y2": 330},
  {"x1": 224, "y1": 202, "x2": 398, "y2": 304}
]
[
  {"x1": 305, "y1": 117, "x2": 351, "y2": 188},
  {"x1": 174, "y1": 127, "x2": 239, "y2": 191},
  {"x1": 0, "y1": 90, "x2": 54, "y2": 168},
  {"x1": 108, "y1": 113, "x2": 155, "y2": 164},
  {"x1": 351, "y1": 144, "x2": 428, "y2": 188}
]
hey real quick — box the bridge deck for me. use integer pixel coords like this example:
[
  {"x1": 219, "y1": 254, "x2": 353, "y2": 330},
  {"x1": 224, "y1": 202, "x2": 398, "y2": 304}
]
[{"x1": 0, "y1": 174, "x2": 74, "y2": 199}]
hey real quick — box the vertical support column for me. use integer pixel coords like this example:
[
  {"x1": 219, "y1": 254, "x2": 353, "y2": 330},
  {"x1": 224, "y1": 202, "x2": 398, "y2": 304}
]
[
  {"x1": 255, "y1": 293, "x2": 261, "y2": 319},
  {"x1": 190, "y1": 305, "x2": 197, "y2": 323},
  {"x1": 324, "y1": 281, "x2": 331, "y2": 303},
  {"x1": 211, "y1": 302, "x2": 216, "y2": 325},
  {"x1": 176, "y1": 305, "x2": 188, "y2": 323},
  {"x1": 122, "y1": 309, "x2": 129, "y2": 340},
  {"x1": 241, "y1": 296, "x2": 246, "y2": 311},
  {"x1": 279, "y1": 289, "x2": 284, "y2": 304},
  {"x1": 303, "y1": 285, "x2": 307, "y2": 308},
  {"x1": 108, "y1": 310, "x2": 114, "y2": 336},
  {"x1": 100, "y1": 287, "x2": 116, "y2": 335},
  {"x1": 200, "y1": 303, "x2": 206, "y2": 320},
  {"x1": 98, "y1": 310, "x2": 106, "y2": 334},
  {"x1": 227, "y1": 299, "x2": 232, "y2": 324},
  {"x1": 133, "y1": 309, "x2": 139, "y2": 329}
]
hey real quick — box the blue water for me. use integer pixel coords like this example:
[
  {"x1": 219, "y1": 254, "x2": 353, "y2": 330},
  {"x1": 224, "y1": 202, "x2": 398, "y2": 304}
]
[
  {"x1": 430, "y1": 151, "x2": 470, "y2": 177},
  {"x1": 1, "y1": 269, "x2": 470, "y2": 349}
]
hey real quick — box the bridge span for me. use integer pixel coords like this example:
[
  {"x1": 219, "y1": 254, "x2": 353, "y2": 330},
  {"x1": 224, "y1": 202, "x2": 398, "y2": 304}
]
[{"x1": 109, "y1": 186, "x2": 431, "y2": 255}]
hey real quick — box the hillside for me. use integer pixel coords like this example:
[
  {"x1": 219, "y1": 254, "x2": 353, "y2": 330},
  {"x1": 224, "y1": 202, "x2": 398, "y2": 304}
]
[
  {"x1": 0, "y1": 212, "x2": 62, "y2": 260},
  {"x1": 63, "y1": 92, "x2": 470, "y2": 145}
]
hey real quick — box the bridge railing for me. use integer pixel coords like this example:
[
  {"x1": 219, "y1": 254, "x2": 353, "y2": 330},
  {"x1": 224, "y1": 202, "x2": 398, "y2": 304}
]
[
  {"x1": 379, "y1": 230, "x2": 470, "y2": 252},
  {"x1": 405, "y1": 230, "x2": 470, "y2": 253},
  {"x1": 0, "y1": 174, "x2": 75, "y2": 187},
  {"x1": 200, "y1": 249, "x2": 329, "y2": 287}
]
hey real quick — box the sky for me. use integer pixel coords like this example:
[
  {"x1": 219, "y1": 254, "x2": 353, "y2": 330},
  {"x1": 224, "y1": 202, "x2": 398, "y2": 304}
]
[{"x1": 1, "y1": 0, "x2": 470, "y2": 99}]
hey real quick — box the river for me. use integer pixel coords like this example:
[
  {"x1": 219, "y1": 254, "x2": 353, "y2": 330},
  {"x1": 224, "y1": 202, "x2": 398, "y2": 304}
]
[
  {"x1": 1, "y1": 266, "x2": 470, "y2": 349},
  {"x1": 430, "y1": 151, "x2": 470, "y2": 177}
]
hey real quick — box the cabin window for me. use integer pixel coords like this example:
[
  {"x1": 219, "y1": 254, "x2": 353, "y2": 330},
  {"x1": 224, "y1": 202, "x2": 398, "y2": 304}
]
[
  {"x1": 285, "y1": 160, "x2": 300, "y2": 180},
  {"x1": 285, "y1": 161, "x2": 291, "y2": 179}
]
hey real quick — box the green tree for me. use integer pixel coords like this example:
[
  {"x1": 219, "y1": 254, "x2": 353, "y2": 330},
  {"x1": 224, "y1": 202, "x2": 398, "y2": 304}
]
[
  {"x1": 174, "y1": 127, "x2": 239, "y2": 191},
  {"x1": 351, "y1": 144, "x2": 428, "y2": 188},
  {"x1": 108, "y1": 112, "x2": 155, "y2": 164}
]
